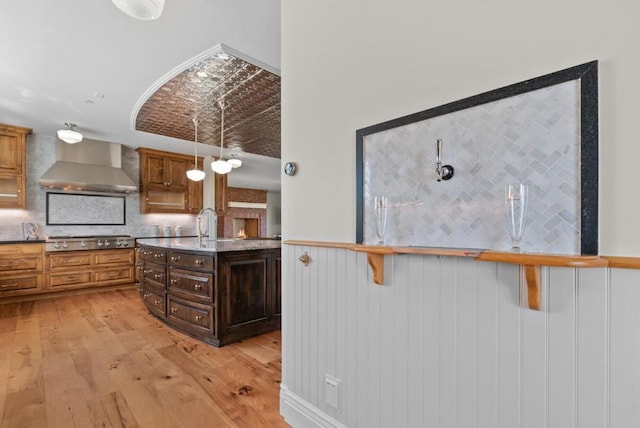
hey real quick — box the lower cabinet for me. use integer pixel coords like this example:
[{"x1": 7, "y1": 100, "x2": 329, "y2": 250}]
[
  {"x1": 46, "y1": 249, "x2": 134, "y2": 290},
  {"x1": 0, "y1": 243, "x2": 45, "y2": 297},
  {"x1": 137, "y1": 243, "x2": 281, "y2": 347}
]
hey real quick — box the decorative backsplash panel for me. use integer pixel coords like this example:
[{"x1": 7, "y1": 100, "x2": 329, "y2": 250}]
[{"x1": 356, "y1": 62, "x2": 598, "y2": 255}]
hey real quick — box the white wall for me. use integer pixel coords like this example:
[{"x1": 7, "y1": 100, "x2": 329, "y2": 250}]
[
  {"x1": 281, "y1": 0, "x2": 640, "y2": 256},
  {"x1": 281, "y1": 245, "x2": 640, "y2": 428}
]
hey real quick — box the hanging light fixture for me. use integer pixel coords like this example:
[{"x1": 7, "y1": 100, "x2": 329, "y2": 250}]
[
  {"x1": 211, "y1": 100, "x2": 232, "y2": 175},
  {"x1": 57, "y1": 122, "x2": 83, "y2": 144},
  {"x1": 227, "y1": 153, "x2": 242, "y2": 168},
  {"x1": 111, "y1": 0, "x2": 165, "y2": 20},
  {"x1": 186, "y1": 118, "x2": 205, "y2": 181}
]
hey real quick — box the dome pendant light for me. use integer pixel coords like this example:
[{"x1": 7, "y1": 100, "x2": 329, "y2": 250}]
[
  {"x1": 57, "y1": 122, "x2": 83, "y2": 144},
  {"x1": 186, "y1": 118, "x2": 205, "y2": 182},
  {"x1": 111, "y1": 0, "x2": 165, "y2": 20},
  {"x1": 211, "y1": 100, "x2": 232, "y2": 175}
]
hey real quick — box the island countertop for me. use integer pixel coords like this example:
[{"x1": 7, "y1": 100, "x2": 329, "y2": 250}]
[{"x1": 135, "y1": 237, "x2": 281, "y2": 253}]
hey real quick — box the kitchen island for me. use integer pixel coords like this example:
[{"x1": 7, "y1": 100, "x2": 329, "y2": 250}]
[{"x1": 136, "y1": 238, "x2": 281, "y2": 347}]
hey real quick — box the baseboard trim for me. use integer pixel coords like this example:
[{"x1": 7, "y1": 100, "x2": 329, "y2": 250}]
[{"x1": 280, "y1": 384, "x2": 347, "y2": 428}]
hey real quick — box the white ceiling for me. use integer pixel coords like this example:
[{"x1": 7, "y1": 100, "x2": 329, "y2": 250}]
[{"x1": 0, "y1": 0, "x2": 282, "y2": 192}]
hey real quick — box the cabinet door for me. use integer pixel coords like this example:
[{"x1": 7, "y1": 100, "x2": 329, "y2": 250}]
[
  {"x1": 167, "y1": 158, "x2": 187, "y2": 189},
  {"x1": 219, "y1": 252, "x2": 269, "y2": 330},
  {"x1": 0, "y1": 131, "x2": 21, "y2": 174},
  {"x1": 0, "y1": 174, "x2": 24, "y2": 208},
  {"x1": 187, "y1": 179, "x2": 203, "y2": 213},
  {"x1": 143, "y1": 153, "x2": 167, "y2": 187}
]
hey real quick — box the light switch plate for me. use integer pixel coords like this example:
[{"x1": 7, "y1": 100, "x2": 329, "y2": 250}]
[{"x1": 324, "y1": 374, "x2": 341, "y2": 409}]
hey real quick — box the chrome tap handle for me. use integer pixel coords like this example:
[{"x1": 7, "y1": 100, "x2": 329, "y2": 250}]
[{"x1": 436, "y1": 138, "x2": 443, "y2": 165}]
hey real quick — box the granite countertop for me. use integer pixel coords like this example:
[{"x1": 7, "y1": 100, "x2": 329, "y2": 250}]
[
  {"x1": 0, "y1": 239, "x2": 46, "y2": 244},
  {"x1": 136, "y1": 237, "x2": 281, "y2": 253}
]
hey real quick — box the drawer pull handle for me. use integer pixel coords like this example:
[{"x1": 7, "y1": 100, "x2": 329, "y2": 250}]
[
  {"x1": 171, "y1": 256, "x2": 181, "y2": 262},
  {"x1": 0, "y1": 261, "x2": 19, "y2": 268},
  {"x1": 154, "y1": 300, "x2": 161, "y2": 305},
  {"x1": 171, "y1": 307, "x2": 178, "y2": 313},
  {"x1": 195, "y1": 259, "x2": 203, "y2": 265},
  {"x1": 170, "y1": 279, "x2": 177, "y2": 285},
  {"x1": 194, "y1": 284, "x2": 202, "y2": 291},
  {"x1": 154, "y1": 274, "x2": 162, "y2": 280},
  {"x1": 154, "y1": 253, "x2": 163, "y2": 259},
  {"x1": 1, "y1": 283, "x2": 19, "y2": 288},
  {"x1": 195, "y1": 315, "x2": 203, "y2": 321}
]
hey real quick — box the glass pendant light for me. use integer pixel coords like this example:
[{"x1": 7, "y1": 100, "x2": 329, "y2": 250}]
[
  {"x1": 211, "y1": 100, "x2": 232, "y2": 175},
  {"x1": 186, "y1": 118, "x2": 205, "y2": 181},
  {"x1": 57, "y1": 122, "x2": 83, "y2": 144}
]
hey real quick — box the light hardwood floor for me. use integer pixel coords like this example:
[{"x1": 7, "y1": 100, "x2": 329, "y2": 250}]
[{"x1": 0, "y1": 288, "x2": 288, "y2": 428}]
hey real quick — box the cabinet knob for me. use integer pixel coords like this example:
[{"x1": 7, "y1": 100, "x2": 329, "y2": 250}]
[
  {"x1": 299, "y1": 252, "x2": 311, "y2": 266},
  {"x1": 194, "y1": 315, "x2": 203, "y2": 321},
  {"x1": 171, "y1": 307, "x2": 178, "y2": 313},
  {"x1": 195, "y1": 259, "x2": 203, "y2": 265},
  {"x1": 154, "y1": 253, "x2": 162, "y2": 258},
  {"x1": 154, "y1": 273, "x2": 161, "y2": 280},
  {"x1": 171, "y1": 256, "x2": 181, "y2": 262},
  {"x1": 154, "y1": 300, "x2": 161, "y2": 305},
  {"x1": 170, "y1": 279, "x2": 177, "y2": 285},
  {"x1": 194, "y1": 284, "x2": 202, "y2": 291}
]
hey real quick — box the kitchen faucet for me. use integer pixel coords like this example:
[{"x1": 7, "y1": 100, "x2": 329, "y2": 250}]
[
  {"x1": 435, "y1": 138, "x2": 455, "y2": 181},
  {"x1": 197, "y1": 207, "x2": 217, "y2": 240}
]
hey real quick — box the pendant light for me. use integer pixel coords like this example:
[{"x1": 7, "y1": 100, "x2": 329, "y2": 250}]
[
  {"x1": 211, "y1": 100, "x2": 232, "y2": 175},
  {"x1": 111, "y1": 0, "x2": 165, "y2": 20},
  {"x1": 186, "y1": 118, "x2": 205, "y2": 181},
  {"x1": 57, "y1": 122, "x2": 83, "y2": 144},
  {"x1": 227, "y1": 153, "x2": 242, "y2": 168}
]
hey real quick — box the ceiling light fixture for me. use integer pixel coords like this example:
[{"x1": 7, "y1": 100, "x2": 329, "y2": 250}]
[
  {"x1": 111, "y1": 0, "x2": 165, "y2": 20},
  {"x1": 186, "y1": 118, "x2": 205, "y2": 182},
  {"x1": 211, "y1": 100, "x2": 232, "y2": 175},
  {"x1": 57, "y1": 122, "x2": 83, "y2": 144},
  {"x1": 227, "y1": 153, "x2": 242, "y2": 168}
]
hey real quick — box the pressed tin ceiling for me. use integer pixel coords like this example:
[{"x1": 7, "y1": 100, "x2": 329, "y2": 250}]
[{"x1": 135, "y1": 46, "x2": 281, "y2": 159}]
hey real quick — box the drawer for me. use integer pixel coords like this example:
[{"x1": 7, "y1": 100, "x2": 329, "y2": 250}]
[
  {"x1": 48, "y1": 271, "x2": 92, "y2": 288},
  {"x1": 95, "y1": 250, "x2": 134, "y2": 266},
  {"x1": 168, "y1": 251, "x2": 214, "y2": 271},
  {"x1": 0, "y1": 255, "x2": 42, "y2": 272},
  {"x1": 167, "y1": 295, "x2": 214, "y2": 336},
  {"x1": 0, "y1": 243, "x2": 43, "y2": 256},
  {"x1": 142, "y1": 261, "x2": 165, "y2": 288},
  {"x1": 142, "y1": 286, "x2": 166, "y2": 317},
  {"x1": 168, "y1": 267, "x2": 213, "y2": 303},
  {"x1": 0, "y1": 274, "x2": 42, "y2": 292},
  {"x1": 139, "y1": 247, "x2": 166, "y2": 263},
  {"x1": 94, "y1": 266, "x2": 133, "y2": 283},
  {"x1": 47, "y1": 252, "x2": 92, "y2": 269}
]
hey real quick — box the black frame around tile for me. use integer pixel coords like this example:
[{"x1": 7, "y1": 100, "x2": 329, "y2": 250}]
[{"x1": 356, "y1": 61, "x2": 599, "y2": 254}]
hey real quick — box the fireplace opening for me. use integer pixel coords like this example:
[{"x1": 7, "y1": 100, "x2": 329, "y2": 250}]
[{"x1": 233, "y1": 218, "x2": 259, "y2": 238}]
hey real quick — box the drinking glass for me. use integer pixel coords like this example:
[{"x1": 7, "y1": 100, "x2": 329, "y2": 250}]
[
  {"x1": 374, "y1": 196, "x2": 388, "y2": 245},
  {"x1": 505, "y1": 184, "x2": 527, "y2": 251}
]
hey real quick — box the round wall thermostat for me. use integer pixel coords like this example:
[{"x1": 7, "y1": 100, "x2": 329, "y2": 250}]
[{"x1": 284, "y1": 162, "x2": 297, "y2": 176}]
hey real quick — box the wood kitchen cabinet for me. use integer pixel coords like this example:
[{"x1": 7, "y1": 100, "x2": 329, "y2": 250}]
[
  {"x1": 0, "y1": 243, "x2": 44, "y2": 297},
  {"x1": 137, "y1": 147, "x2": 203, "y2": 214},
  {"x1": 0, "y1": 123, "x2": 32, "y2": 208},
  {"x1": 46, "y1": 249, "x2": 134, "y2": 290}
]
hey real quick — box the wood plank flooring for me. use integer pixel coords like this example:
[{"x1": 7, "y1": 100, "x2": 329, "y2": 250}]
[{"x1": 0, "y1": 288, "x2": 288, "y2": 428}]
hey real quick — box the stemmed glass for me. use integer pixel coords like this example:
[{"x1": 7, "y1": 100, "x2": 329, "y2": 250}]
[
  {"x1": 374, "y1": 196, "x2": 388, "y2": 245},
  {"x1": 505, "y1": 184, "x2": 527, "y2": 251}
]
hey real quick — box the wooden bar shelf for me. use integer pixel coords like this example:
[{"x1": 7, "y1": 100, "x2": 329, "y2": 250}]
[{"x1": 286, "y1": 240, "x2": 614, "y2": 310}]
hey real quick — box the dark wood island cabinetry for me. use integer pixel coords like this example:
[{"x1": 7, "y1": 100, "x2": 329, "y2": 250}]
[{"x1": 136, "y1": 238, "x2": 281, "y2": 347}]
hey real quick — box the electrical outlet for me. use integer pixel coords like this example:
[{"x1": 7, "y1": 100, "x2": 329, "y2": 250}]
[{"x1": 324, "y1": 374, "x2": 341, "y2": 409}]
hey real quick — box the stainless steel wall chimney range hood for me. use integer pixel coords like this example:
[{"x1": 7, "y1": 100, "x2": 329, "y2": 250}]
[{"x1": 39, "y1": 139, "x2": 138, "y2": 193}]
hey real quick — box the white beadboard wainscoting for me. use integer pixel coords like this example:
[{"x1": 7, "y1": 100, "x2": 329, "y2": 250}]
[{"x1": 280, "y1": 244, "x2": 640, "y2": 428}]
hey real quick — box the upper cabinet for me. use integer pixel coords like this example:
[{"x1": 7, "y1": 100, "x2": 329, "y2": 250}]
[
  {"x1": 137, "y1": 148, "x2": 202, "y2": 214},
  {"x1": 0, "y1": 123, "x2": 31, "y2": 208}
]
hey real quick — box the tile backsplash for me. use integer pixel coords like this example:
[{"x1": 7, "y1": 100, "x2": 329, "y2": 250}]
[
  {"x1": 363, "y1": 80, "x2": 581, "y2": 254},
  {"x1": 0, "y1": 134, "x2": 198, "y2": 240}
]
